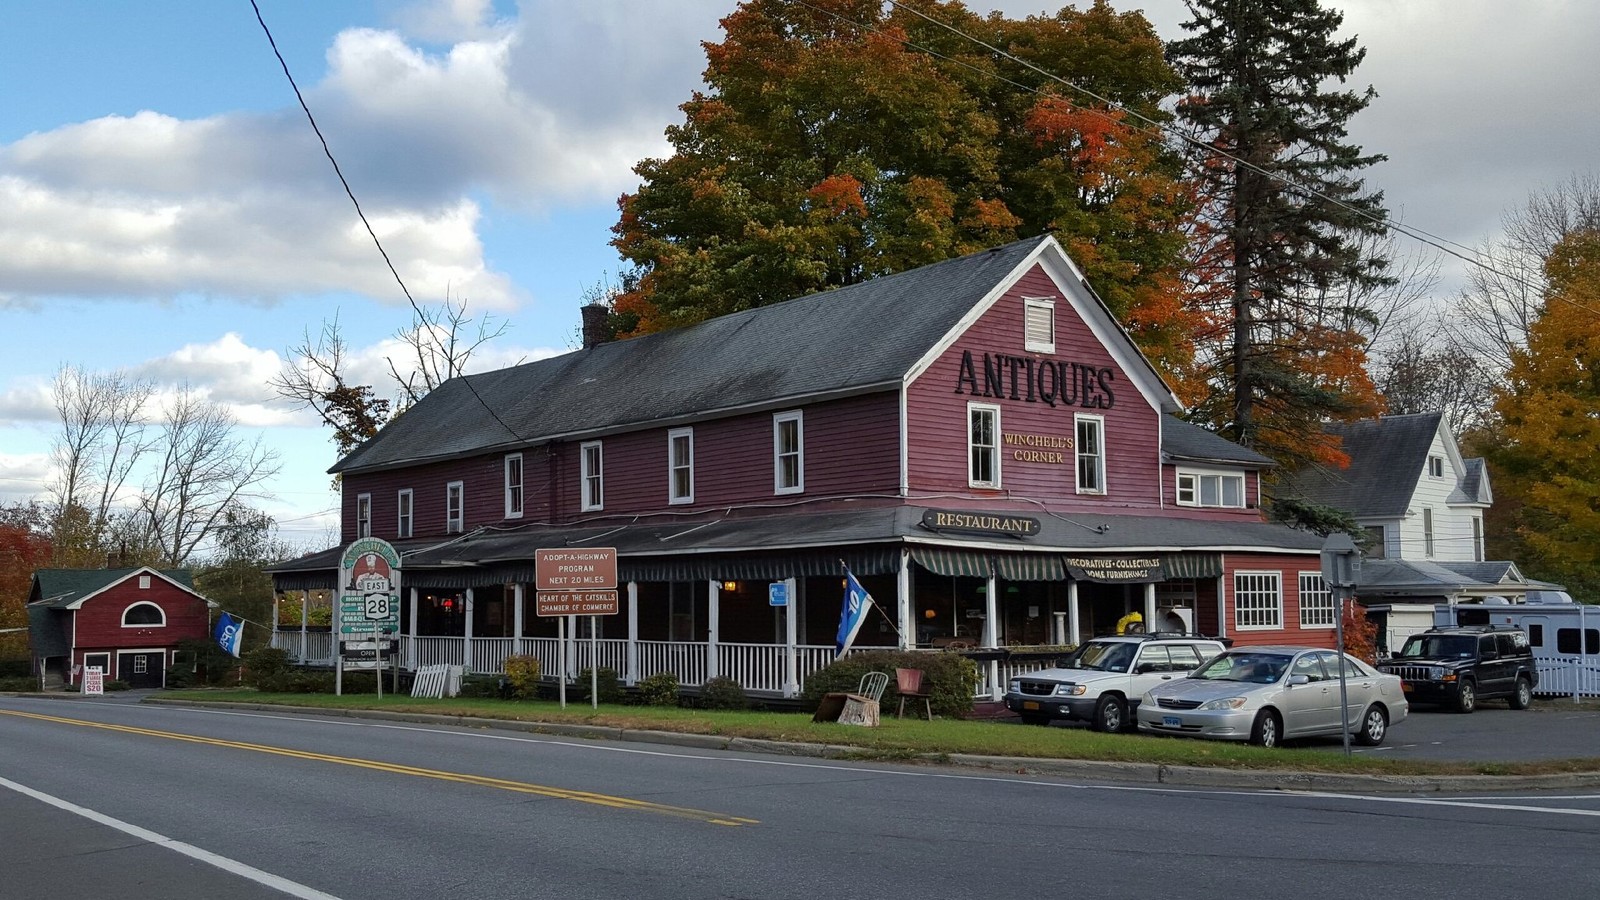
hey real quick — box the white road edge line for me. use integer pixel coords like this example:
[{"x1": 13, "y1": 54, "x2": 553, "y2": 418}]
[{"x1": 0, "y1": 775, "x2": 346, "y2": 900}]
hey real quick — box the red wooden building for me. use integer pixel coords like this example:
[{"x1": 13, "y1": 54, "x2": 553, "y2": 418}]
[
  {"x1": 268, "y1": 235, "x2": 1334, "y2": 698},
  {"x1": 27, "y1": 567, "x2": 214, "y2": 689}
]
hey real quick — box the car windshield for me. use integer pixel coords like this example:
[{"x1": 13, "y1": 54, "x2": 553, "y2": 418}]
[
  {"x1": 1191, "y1": 653, "x2": 1289, "y2": 684},
  {"x1": 1072, "y1": 641, "x2": 1137, "y2": 673},
  {"x1": 1399, "y1": 635, "x2": 1476, "y2": 659}
]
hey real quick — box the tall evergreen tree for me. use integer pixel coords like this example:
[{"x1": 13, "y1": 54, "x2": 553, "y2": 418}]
[{"x1": 1169, "y1": 0, "x2": 1391, "y2": 467}]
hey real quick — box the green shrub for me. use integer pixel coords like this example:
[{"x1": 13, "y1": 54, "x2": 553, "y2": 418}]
[
  {"x1": 800, "y1": 650, "x2": 980, "y2": 718},
  {"x1": 503, "y1": 654, "x2": 542, "y2": 699},
  {"x1": 242, "y1": 646, "x2": 292, "y2": 687},
  {"x1": 165, "y1": 663, "x2": 195, "y2": 689},
  {"x1": 457, "y1": 675, "x2": 502, "y2": 698},
  {"x1": 577, "y1": 667, "x2": 626, "y2": 704},
  {"x1": 637, "y1": 671, "x2": 680, "y2": 707},
  {"x1": 0, "y1": 659, "x2": 31, "y2": 678},
  {"x1": 699, "y1": 675, "x2": 748, "y2": 710},
  {"x1": 174, "y1": 637, "x2": 242, "y2": 686},
  {"x1": 0, "y1": 676, "x2": 35, "y2": 691},
  {"x1": 105, "y1": 680, "x2": 130, "y2": 692}
]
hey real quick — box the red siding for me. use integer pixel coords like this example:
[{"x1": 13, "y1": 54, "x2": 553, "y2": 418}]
[
  {"x1": 70, "y1": 576, "x2": 210, "y2": 664},
  {"x1": 906, "y1": 265, "x2": 1163, "y2": 510},
  {"x1": 1221, "y1": 553, "x2": 1337, "y2": 648}
]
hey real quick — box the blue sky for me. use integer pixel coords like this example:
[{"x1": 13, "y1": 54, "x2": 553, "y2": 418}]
[{"x1": 2, "y1": 0, "x2": 1597, "y2": 550}]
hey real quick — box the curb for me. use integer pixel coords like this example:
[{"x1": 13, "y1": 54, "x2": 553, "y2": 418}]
[{"x1": 127, "y1": 697, "x2": 1600, "y2": 794}]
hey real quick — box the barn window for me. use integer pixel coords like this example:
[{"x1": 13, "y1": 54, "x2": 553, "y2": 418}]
[{"x1": 122, "y1": 602, "x2": 166, "y2": 627}]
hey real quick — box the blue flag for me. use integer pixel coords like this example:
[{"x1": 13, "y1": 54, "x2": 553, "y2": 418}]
[
  {"x1": 835, "y1": 566, "x2": 875, "y2": 657},
  {"x1": 213, "y1": 612, "x2": 244, "y2": 658}
]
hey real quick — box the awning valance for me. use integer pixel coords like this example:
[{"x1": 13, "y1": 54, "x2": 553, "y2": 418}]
[
  {"x1": 994, "y1": 553, "x2": 1067, "y2": 582},
  {"x1": 619, "y1": 547, "x2": 900, "y2": 583},
  {"x1": 910, "y1": 547, "x2": 992, "y2": 578}
]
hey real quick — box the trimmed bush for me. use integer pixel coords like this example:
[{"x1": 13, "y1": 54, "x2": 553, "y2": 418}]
[
  {"x1": 801, "y1": 650, "x2": 980, "y2": 719},
  {"x1": 0, "y1": 659, "x2": 31, "y2": 678},
  {"x1": 503, "y1": 654, "x2": 542, "y2": 699},
  {"x1": 242, "y1": 646, "x2": 292, "y2": 688},
  {"x1": 105, "y1": 680, "x2": 131, "y2": 692},
  {"x1": 457, "y1": 675, "x2": 503, "y2": 698},
  {"x1": 699, "y1": 675, "x2": 748, "y2": 710},
  {"x1": 0, "y1": 676, "x2": 35, "y2": 691},
  {"x1": 577, "y1": 667, "x2": 626, "y2": 704},
  {"x1": 637, "y1": 671, "x2": 680, "y2": 707}
]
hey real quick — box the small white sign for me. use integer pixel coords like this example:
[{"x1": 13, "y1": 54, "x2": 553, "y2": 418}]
[{"x1": 83, "y1": 666, "x2": 104, "y2": 696}]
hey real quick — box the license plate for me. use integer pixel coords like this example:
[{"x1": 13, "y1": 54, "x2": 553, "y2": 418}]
[
  {"x1": 1022, "y1": 700, "x2": 1041, "y2": 710},
  {"x1": 1162, "y1": 716, "x2": 1182, "y2": 727}
]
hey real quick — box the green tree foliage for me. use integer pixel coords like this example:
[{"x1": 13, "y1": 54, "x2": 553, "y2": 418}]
[
  {"x1": 612, "y1": 0, "x2": 1198, "y2": 378},
  {"x1": 1170, "y1": 0, "x2": 1391, "y2": 469},
  {"x1": 1488, "y1": 230, "x2": 1600, "y2": 597},
  {"x1": 193, "y1": 505, "x2": 290, "y2": 652}
]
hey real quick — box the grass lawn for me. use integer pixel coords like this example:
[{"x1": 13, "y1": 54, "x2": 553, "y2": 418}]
[{"x1": 155, "y1": 689, "x2": 1600, "y2": 778}]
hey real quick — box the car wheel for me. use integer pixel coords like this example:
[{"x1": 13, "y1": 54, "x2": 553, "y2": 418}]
[
  {"x1": 1020, "y1": 714, "x2": 1051, "y2": 726},
  {"x1": 1092, "y1": 695, "x2": 1126, "y2": 733},
  {"x1": 1509, "y1": 677, "x2": 1533, "y2": 710},
  {"x1": 1355, "y1": 705, "x2": 1387, "y2": 746},
  {"x1": 1249, "y1": 709, "x2": 1280, "y2": 748},
  {"x1": 1455, "y1": 680, "x2": 1477, "y2": 714}
]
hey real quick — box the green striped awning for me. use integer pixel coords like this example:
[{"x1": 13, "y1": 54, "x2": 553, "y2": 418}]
[
  {"x1": 993, "y1": 553, "x2": 1067, "y2": 582},
  {"x1": 619, "y1": 547, "x2": 900, "y2": 583},
  {"x1": 910, "y1": 547, "x2": 993, "y2": 578},
  {"x1": 1163, "y1": 552, "x2": 1224, "y2": 579}
]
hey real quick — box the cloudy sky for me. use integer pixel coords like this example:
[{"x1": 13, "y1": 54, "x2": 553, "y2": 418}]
[{"x1": 2, "y1": 0, "x2": 1596, "y2": 549}]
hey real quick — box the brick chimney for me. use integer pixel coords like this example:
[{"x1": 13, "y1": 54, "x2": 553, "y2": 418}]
[{"x1": 580, "y1": 303, "x2": 611, "y2": 350}]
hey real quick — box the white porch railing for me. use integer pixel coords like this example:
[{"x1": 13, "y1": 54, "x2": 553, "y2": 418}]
[
  {"x1": 1534, "y1": 654, "x2": 1600, "y2": 698},
  {"x1": 271, "y1": 631, "x2": 335, "y2": 666}
]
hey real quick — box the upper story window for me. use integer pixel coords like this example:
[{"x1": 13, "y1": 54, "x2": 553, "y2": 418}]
[
  {"x1": 504, "y1": 453, "x2": 524, "y2": 518},
  {"x1": 668, "y1": 427, "x2": 694, "y2": 504},
  {"x1": 356, "y1": 493, "x2": 372, "y2": 538},
  {"x1": 1176, "y1": 470, "x2": 1245, "y2": 508},
  {"x1": 773, "y1": 411, "x2": 803, "y2": 494},
  {"x1": 1423, "y1": 507, "x2": 1435, "y2": 558},
  {"x1": 446, "y1": 481, "x2": 464, "y2": 533},
  {"x1": 1428, "y1": 455, "x2": 1444, "y2": 478},
  {"x1": 1075, "y1": 414, "x2": 1105, "y2": 494},
  {"x1": 1364, "y1": 525, "x2": 1386, "y2": 558},
  {"x1": 968, "y1": 403, "x2": 1000, "y2": 488},
  {"x1": 122, "y1": 602, "x2": 165, "y2": 627},
  {"x1": 1472, "y1": 516, "x2": 1484, "y2": 562},
  {"x1": 1023, "y1": 297, "x2": 1056, "y2": 354},
  {"x1": 581, "y1": 441, "x2": 604, "y2": 511},
  {"x1": 397, "y1": 489, "x2": 413, "y2": 539},
  {"x1": 1234, "y1": 571, "x2": 1282, "y2": 630}
]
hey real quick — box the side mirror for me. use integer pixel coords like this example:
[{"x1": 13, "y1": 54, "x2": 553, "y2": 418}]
[{"x1": 1287, "y1": 674, "x2": 1311, "y2": 686}]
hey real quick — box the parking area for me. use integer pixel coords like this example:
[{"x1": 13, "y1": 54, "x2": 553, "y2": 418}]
[{"x1": 1338, "y1": 700, "x2": 1600, "y2": 762}]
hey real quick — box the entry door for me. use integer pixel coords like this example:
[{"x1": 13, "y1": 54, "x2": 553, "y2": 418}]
[{"x1": 118, "y1": 652, "x2": 164, "y2": 689}]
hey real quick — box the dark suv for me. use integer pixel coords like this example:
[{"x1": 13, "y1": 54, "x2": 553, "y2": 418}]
[{"x1": 1377, "y1": 625, "x2": 1537, "y2": 713}]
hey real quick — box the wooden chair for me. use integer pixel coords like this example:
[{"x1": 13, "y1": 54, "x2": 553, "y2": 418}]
[{"x1": 895, "y1": 667, "x2": 933, "y2": 720}]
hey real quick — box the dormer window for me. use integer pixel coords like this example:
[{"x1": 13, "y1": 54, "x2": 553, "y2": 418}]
[
  {"x1": 1024, "y1": 297, "x2": 1056, "y2": 354},
  {"x1": 1428, "y1": 455, "x2": 1444, "y2": 478},
  {"x1": 1176, "y1": 470, "x2": 1245, "y2": 508}
]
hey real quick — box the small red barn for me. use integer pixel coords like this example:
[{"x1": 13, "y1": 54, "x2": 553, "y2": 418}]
[{"x1": 27, "y1": 567, "x2": 214, "y2": 690}]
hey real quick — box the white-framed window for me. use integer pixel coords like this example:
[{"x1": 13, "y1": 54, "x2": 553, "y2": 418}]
[
  {"x1": 1298, "y1": 572, "x2": 1336, "y2": 628},
  {"x1": 397, "y1": 489, "x2": 413, "y2": 538},
  {"x1": 446, "y1": 481, "x2": 464, "y2": 533},
  {"x1": 1233, "y1": 571, "x2": 1282, "y2": 630},
  {"x1": 773, "y1": 411, "x2": 804, "y2": 494},
  {"x1": 1023, "y1": 297, "x2": 1056, "y2": 354},
  {"x1": 1472, "y1": 516, "x2": 1484, "y2": 562},
  {"x1": 1428, "y1": 455, "x2": 1444, "y2": 477},
  {"x1": 504, "y1": 453, "x2": 524, "y2": 518},
  {"x1": 121, "y1": 602, "x2": 166, "y2": 627},
  {"x1": 668, "y1": 427, "x2": 694, "y2": 504},
  {"x1": 356, "y1": 493, "x2": 372, "y2": 538},
  {"x1": 1176, "y1": 470, "x2": 1245, "y2": 508},
  {"x1": 1075, "y1": 414, "x2": 1105, "y2": 494},
  {"x1": 581, "y1": 441, "x2": 604, "y2": 511},
  {"x1": 968, "y1": 403, "x2": 1000, "y2": 488},
  {"x1": 82, "y1": 652, "x2": 109, "y2": 676},
  {"x1": 1423, "y1": 507, "x2": 1435, "y2": 558}
]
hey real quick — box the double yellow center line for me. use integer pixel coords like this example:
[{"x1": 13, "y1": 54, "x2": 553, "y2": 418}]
[{"x1": 0, "y1": 709, "x2": 757, "y2": 827}]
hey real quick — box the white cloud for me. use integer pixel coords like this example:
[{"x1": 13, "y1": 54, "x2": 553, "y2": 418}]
[{"x1": 0, "y1": 451, "x2": 51, "y2": 506}]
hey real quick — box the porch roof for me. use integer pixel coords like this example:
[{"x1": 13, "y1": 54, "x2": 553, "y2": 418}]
[{"x1": 267, "y1": 506, "x2": 1323, "y2": 591}]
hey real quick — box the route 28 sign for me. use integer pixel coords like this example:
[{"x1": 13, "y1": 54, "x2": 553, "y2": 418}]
[{"x1": 339, "y1": 537, "x2": 402, "y2": 635}]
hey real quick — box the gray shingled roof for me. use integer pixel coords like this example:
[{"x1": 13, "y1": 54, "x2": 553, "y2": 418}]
[
  {"x1": 1161, "y1": 415, "x2": 1275, "y2": 467},
  {"x1": 28, "y1": 567, "x2": 196, "y2": 608},
  {"x1": 1276, "y1": 413, "x2": 1444, "y2": 518},
  {"x1": 1451, "y1": 458, "x2": 1487, "y2": 504},
  {"x1": 333, "y1": 237, "x2": 1053, "y2": 474}
]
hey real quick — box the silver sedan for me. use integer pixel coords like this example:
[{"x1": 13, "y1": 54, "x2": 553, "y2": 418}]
[{"x1": 1135, "y1": 646, "x2": 1408, "y2": 748}]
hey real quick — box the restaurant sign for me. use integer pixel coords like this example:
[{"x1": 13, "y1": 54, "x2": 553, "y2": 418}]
[{"x1": 921, "y1": 509, "x2": 1040, "y2": 538}]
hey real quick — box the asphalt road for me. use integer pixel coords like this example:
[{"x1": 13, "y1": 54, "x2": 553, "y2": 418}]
[{"x1": 3, "y1": 694, "x2": 1599, "y2": 900}]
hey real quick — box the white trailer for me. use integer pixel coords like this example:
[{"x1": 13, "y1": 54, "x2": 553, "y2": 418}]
[{"x1": 1433, "y1": 596, "x2": 1600, "y2": 698}]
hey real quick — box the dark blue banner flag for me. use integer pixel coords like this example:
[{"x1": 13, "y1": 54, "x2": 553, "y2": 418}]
[
  {"x1": 213, "y1": 612, "x2": 244, "y2": 658},
  {"x1": 835, "y1": 566, "x2": 875, "y2": 657}
]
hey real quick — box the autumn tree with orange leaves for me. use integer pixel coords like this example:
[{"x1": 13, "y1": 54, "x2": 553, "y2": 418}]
[{"x1": 611, "y1": 0, "x2": 1200, "y2": 388}]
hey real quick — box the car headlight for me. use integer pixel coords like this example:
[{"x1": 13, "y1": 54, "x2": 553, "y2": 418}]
[
  {"x1": 1197, "y1": 697, "x2": 1248, "y2": 710},
  {"x1": 1055, "y1": 683, "x2": 1087, "y2": 697},
  {"x1": 1009, "y1": 680, "x2": 1021, "y2": 693},
  {"x1": 1431, "y1": 666, "x2": 1445, "y2": 680}
]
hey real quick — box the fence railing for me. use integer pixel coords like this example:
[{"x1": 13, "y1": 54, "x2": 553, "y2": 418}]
[
  {"x1": 1533, "y1": 654, "x2": 1600, "y2": 699},
  {"x1": 271, "y1": 631, "x2": 335, "y2": 666}
]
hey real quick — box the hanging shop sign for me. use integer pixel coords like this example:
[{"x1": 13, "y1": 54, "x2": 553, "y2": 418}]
[
  {"x1": 1065, "y1": 555, "x2": 1164, "y2": 584},
  {"x1": 921, "y1": 509, "x2": 1041, "y2": 537}
]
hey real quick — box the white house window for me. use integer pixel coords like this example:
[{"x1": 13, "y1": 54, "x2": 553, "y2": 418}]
[
  {"x1": 1234, "y1": 572, "x2": 1282, "y2": 630},
  {"x1": 668, "y1": 427, "x2": 694, "y2": 504},
  {"x1": 1472, "y1": 516, "x2": 1483, "y2": 562},
  {"x1": 397, "y1": 489, "x2": 413, "y2": 539},
  {"x1": 122, "y1": 602, "x2": 165, "y2": 627},
  {"x1": 504, "y1": 454, "x2": 524, "y2": 518},
  {"x1": 1423, "y1": 507, "x2": 1435, "y2": 558},
  {"x1": 773, "y1": 411, "x2": 803, "y2": 494},
  {"x1": 1428, "y1": 455, "x2": 1444, "y2": 477},
  {"x1": 968, "y1": 403, "x2": 1000, "y2": 488},
  {"x1": 581, "y1": 441, "x2": 604, "y2": 511},
  {"x1": 1075, "y1": 414, "x2": 1105, "y2": 494},
  {"x1": 446, "y1": 481, "x2": 464, "y2": 533},
  {"x1": 1176, "y1": 471, "x2": 1245, "y2": 508},
  {"x1": 356, "y1": 493, "x2": 372, "y2": 538},
  {"x1": 1023, "y1": 297, "x2": 1056, "y2": 354},
  {"x1": 1298, "y1": 572, "x2": 1336, "y2": 628},
  {"x1": 138, "y1": 575, "x2": 150, "y2": 589}
]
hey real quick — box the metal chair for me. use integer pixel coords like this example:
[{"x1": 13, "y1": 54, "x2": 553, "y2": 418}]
[
  {"x1": 895, "y1": 667, "x2": 933, "y2": 720},
  {"x1": 858, "y1": 671, "x2": 889, "y2": 703}
]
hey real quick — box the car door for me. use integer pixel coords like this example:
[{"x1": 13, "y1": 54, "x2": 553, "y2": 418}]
[
  {"x1": 1477, "y1": 635, "x2": 1508, "y2": 696},
  {"x1": 1129, "y1": 644, "x2": 1176, "y2": 703},
  {"x1": 1321, "y1": 650, "x2": 1375, "y2": 730},
  {"x1": 1277, "y1": 652, "x2": 1337, "y2": 736}
]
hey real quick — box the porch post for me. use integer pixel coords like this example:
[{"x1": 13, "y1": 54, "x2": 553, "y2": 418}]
[
  {"x1": 626, "y1": 581, "x2": 639, "y2": 686},
  {"x1": 512, "y1": 582, "x2": 525, "y2": 654},
  {"x1": 408, "y1": 587, "x2": 419, "y2": 669},
  {"x1": 1216, "y1": 572, "x2": 1229, "y2": 638},
  {"x1": 983, "y1": 568, "x2": 1000, "y2": 701},
  {"x1": 896, "y1": 549, "x2": 913, "y2": 650},
  {"x1": 463, "y1": 588, "x2": 475, "y2": 673},
  {"x1": 1144, "y1": 583, "x2": 1157, "y2": 633},
  {"x1": 783, "y1": 576, "x2": 798, "y2": 698},
  {"x1": 300, "y1": 589, "x2": 309, "y2": 662},
  {"x1": 1067, "y1": 580, "x2": 1081, "y2": 646},
  {"x1": 707, "y1": 580, "x2": 721, "y2": 680}
]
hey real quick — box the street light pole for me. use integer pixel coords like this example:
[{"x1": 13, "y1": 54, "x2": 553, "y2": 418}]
[{"x1": 1321, "y1": 532, "x2": 1362, "y2": 758}]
